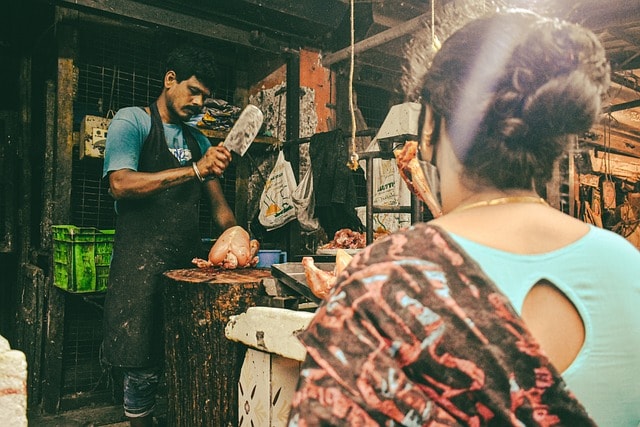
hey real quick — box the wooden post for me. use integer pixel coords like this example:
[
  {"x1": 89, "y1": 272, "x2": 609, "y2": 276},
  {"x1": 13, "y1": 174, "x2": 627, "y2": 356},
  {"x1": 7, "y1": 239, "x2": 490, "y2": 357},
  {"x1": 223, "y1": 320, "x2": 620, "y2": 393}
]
[
  {"x1": 162, "y1": 268, "x2": 270, "y2": 427},
  {"x1": 41, "y1": 20, "x2": 78, "y2": 414}
]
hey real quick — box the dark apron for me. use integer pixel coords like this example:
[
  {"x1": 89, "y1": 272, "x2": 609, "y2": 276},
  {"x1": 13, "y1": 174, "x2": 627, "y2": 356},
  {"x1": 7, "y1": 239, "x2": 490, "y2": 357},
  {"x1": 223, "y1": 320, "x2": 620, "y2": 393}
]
[{"x1": 102, "y1": 102, "x2": 203, "y2": 368}]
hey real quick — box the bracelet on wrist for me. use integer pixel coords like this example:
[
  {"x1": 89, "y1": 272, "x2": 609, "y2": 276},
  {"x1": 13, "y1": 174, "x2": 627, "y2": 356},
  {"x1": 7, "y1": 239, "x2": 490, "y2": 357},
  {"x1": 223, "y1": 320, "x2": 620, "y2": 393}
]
[{"x1": 192, "y1": 162, "x2": 205, "y2": 182}]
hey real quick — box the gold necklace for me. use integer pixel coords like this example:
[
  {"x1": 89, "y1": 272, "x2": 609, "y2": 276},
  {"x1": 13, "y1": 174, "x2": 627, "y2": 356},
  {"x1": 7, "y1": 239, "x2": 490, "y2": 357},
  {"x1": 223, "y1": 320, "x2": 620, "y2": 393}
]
[{"x1": 451, "y1": 196, "x2": 549, "y2": 214}]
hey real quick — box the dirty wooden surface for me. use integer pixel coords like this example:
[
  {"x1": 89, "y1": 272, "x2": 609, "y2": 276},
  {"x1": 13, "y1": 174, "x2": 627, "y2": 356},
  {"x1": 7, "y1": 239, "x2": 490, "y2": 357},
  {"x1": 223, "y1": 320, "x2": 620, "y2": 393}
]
[
  {"x1": 162, "y1": 268, "x2": 269, "y2": 427},
  {"x1": 164, "y1": 267, "x2": 271, "y2": 284}
]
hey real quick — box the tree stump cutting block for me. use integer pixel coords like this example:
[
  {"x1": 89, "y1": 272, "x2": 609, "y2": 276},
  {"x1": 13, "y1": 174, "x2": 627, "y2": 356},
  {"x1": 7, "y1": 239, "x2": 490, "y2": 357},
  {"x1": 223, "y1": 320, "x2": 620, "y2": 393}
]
[{"x1": 163, "y1": 268, "x2": 271, "y2": 427}]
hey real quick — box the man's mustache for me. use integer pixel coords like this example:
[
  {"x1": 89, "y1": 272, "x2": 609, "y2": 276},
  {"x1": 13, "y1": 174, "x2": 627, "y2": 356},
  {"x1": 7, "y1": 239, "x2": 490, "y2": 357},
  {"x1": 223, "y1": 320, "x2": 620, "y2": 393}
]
[{"x1": 186, "y1": 107, "x2": 202, "y2": 115}]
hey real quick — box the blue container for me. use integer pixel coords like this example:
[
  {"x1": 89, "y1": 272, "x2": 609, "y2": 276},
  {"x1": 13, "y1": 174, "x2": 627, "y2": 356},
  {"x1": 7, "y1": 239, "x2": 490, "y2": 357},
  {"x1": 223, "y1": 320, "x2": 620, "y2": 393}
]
[{"x1": 256, "y1": 250, "x2": 287, "y2": 268}]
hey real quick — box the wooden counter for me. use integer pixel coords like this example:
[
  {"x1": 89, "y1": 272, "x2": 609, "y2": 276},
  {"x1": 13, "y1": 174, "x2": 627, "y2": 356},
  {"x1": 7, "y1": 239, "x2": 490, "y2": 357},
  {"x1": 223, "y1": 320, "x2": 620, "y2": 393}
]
[{"x1": 162, "y1": 267, "x2": 271, "y2": 427}]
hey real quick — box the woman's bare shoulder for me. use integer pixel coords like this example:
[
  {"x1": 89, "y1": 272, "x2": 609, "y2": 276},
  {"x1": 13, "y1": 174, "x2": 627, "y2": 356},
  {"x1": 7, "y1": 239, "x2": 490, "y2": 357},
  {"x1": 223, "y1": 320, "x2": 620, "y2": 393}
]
[{"x1": 430, "y1": 205, "x2": 590, "y2": 254}]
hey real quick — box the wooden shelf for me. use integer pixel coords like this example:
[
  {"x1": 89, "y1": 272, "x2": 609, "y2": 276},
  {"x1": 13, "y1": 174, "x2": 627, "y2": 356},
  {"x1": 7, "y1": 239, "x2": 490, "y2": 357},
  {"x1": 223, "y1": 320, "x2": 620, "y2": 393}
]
[{"x1": 199, "y1": 128, "x2": 280, "y2": 145}]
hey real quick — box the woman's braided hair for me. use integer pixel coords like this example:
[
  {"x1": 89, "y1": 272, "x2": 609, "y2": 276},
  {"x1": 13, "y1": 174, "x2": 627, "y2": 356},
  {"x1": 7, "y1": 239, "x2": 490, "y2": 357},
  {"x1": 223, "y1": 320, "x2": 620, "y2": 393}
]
[{"x1": 405, "y1": 10, "x2": 610, "y2": 189}]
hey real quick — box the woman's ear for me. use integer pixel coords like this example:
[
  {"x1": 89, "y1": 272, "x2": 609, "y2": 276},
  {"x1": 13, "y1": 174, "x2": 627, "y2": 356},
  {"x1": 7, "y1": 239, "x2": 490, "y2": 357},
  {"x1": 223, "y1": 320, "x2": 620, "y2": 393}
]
[{"x1": 418, "y1": 104, "x2": 436, "y2": 163}]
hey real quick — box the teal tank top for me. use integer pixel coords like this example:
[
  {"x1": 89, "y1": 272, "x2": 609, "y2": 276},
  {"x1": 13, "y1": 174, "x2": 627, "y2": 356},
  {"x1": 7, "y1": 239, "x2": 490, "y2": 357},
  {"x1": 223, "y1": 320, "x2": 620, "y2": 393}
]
[{"x1": 451, "y1": 225, "x2": 640, "y2": 426}]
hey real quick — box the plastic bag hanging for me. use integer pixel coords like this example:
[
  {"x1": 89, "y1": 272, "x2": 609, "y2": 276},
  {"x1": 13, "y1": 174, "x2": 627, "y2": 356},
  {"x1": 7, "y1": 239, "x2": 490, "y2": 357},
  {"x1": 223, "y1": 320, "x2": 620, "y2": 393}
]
[
  {"x1": 291, "y1": 166, "x2": 320, "y2": 232},
  {"x1": 258, "y1": 150, "x2": 298, "y2": 230}
]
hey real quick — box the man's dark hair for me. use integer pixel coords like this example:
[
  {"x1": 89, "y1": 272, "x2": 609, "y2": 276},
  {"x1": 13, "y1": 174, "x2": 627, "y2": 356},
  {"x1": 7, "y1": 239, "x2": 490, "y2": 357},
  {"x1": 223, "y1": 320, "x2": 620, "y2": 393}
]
[{"x1": 165, "y1": 45, "x2": 217, "y2": 91}]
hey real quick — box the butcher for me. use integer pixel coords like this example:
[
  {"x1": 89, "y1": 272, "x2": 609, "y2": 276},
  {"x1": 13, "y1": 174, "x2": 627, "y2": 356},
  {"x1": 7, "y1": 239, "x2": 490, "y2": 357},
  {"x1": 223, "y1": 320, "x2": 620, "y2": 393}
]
[{"x1": 101, "y1": 46, "x2": 236, "y2": 427}]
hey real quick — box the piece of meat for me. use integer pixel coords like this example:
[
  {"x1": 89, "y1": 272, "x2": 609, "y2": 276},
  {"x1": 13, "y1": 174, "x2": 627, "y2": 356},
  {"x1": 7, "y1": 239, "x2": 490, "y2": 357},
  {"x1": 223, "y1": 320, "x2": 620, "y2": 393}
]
[
  {"x1": 303, "y1": 249, "x2": 352, "y2": 299},
  {"x1": 303, "y1": 257, "x2": 336, "y2": 299},
  {"x1": 192, "y1": 226, "x2": 260, "y2": 269},
  {"x1": 394, "y1": 140, "x2": 443, "y2": 218},
  {"x1": 320, "y1": 228, "x2": 366, "y2": 250}
]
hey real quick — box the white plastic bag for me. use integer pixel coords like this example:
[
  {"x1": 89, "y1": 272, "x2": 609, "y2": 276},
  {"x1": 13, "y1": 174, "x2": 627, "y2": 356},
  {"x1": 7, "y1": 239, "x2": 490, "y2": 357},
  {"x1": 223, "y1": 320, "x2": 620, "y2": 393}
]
[
  {"x1": 258, "y1": 151, "x2": 297, "y2": 230},
  {"x1": 355, "y1": 139, "x2": 411, "y2": 233},
  {"x1": 291, "y1": 166, "x2": 320, "y2": 231}
]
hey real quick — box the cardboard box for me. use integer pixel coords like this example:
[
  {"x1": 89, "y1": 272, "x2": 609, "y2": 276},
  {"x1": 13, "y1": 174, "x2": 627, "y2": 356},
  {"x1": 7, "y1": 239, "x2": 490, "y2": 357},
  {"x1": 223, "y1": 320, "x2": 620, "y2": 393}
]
[{"x1": 79, "y1": 115, "x2": 111, "y2": 159}]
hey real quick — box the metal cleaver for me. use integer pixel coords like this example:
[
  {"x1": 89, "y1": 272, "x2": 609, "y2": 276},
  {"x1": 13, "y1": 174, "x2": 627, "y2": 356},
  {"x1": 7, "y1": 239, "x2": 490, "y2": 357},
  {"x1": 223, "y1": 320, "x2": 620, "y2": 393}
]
[{"x1": 222, "y1": 104, "x2": 264, "y2": 157}]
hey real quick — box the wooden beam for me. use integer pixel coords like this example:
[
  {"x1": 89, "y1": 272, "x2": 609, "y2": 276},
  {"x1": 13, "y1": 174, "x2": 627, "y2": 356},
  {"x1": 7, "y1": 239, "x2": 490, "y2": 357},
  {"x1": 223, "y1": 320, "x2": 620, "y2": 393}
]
[
  {"x1": 589, "y1": 148, "x2": 640, "y2": 181},
  {"x1": 40, "y1": 81, "x2": 56, "y2": 250},
  {"x1": 611, "y1": 73, "x2": 640, "y2": 94},
  {"x1": 322, "y1": 12, "x2": 429, "y2": 67},
  {"x1": 618, "y1": 52, "x2": 640, "y2": 70},
  {"x1": 588, "y1": 125, "x2": 640, "y2": 159},
  {"x1": 607, "y1": 27, "x2": 640, "y2": 49},
  {"x1": 41, "y1": 20, "x2": 77, "y2": 414},
  {"x1": 604, "y1": 99, "x2": 640, "y2": 113},
  {"x1": 55, "y1": 0, "x2": 284, "y2": 54},
  {"x1": 234, "y1": 0, "x2": 346, "y2": 28},
  {"x1": 14, "y1": 54, "x2": 45, "y2": 411},
  {"x1": 52, "y1": 41, "x2": 75, "y2": 223},
  {"x1": 0, "y1": 111, "x2": 17, "y2": 253},
  {"x1": 568, "y1": 0, "x2": 640, "y2": 31}
]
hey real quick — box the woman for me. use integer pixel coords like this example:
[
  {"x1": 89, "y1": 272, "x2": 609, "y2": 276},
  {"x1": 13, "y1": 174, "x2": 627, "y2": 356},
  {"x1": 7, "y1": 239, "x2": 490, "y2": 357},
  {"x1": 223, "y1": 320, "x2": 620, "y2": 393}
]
[{"x1": 287, "y1": 10, "x2": 640, "y2": 427}]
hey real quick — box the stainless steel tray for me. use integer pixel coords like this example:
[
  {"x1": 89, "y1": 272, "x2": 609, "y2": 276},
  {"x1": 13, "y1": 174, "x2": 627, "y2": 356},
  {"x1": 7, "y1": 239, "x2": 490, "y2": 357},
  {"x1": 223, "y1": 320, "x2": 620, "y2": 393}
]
[{"x1": 270, "y1": 262, "x2": 335, "y2": 303}]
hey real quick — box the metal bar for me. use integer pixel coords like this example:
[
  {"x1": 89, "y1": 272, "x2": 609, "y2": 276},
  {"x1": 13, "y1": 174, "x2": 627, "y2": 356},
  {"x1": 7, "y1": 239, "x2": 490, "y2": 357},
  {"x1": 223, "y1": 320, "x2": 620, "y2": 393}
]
[
  {"x1": 361, "y1": 150, "x2": 414, "y2": 244},
  {"x1": 283, "y1": 128, "x2": 377, "y2": 147},
  {"x1": 372, "y1": 205, "x2": 412, "y2": 214},
  {"x1": 286, "y1": 52, "x2": 302, "y2": 257},
  {"x1": 357, "y1": 150, "x2": 396, "y2": 160},
  {"x1": 365, "y1": 155, "x2": 375, "y2": 244}
]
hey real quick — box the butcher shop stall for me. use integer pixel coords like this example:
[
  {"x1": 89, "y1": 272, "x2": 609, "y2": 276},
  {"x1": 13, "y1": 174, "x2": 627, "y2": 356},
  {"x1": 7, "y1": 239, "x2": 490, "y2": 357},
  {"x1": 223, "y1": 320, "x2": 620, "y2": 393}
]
[{"x1": 4, "y1": 1, "x2": 640, "y2": 426}]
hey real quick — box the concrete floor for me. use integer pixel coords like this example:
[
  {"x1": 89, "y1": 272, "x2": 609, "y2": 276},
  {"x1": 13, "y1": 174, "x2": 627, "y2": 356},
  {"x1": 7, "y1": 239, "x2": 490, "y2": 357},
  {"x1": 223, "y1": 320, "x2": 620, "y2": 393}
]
[
  {"x1": 28, "y1": 404, "x2": 126, "y2": 426},
  {"x1": 29, "y1": 404, "x2": 166, "y2": 426}
]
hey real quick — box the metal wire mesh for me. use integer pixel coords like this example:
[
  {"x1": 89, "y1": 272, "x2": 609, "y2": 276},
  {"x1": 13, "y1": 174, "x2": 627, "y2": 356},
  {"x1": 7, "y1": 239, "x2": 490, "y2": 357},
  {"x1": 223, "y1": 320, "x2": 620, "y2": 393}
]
[
  {"x1": 61, "y1": 296, "x2": 108, "y2": 397},
  {"x1": 75, "y1": 64, "x2": 163, "y2": 120},
  {"x1": 71, "y1": 152, "x2": 116, "y2": 230},
  {"x1": 354, "y1": 83, "x2": 391, "y2": 129}
]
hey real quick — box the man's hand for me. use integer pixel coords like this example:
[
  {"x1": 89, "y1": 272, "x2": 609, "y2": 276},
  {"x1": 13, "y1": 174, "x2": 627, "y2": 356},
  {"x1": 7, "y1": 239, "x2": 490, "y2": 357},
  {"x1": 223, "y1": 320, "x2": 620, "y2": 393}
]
[{"x1": 196, "y1": 143, "x2": 232, "y2": 178}]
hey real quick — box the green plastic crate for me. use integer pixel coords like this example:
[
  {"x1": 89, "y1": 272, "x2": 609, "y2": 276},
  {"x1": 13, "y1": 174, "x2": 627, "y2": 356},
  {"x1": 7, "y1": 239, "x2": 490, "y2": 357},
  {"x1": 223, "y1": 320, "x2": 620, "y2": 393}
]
[{"x1": 53, "y1": 225, "x2": 115, "y2": 293}]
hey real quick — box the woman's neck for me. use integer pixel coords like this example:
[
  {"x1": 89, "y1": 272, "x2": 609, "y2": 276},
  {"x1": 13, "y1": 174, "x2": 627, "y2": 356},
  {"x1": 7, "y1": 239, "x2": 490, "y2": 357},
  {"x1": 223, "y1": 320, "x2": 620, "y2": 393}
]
[{"x1": 443, "y1": 188, "x2": 541, "y2": 215}]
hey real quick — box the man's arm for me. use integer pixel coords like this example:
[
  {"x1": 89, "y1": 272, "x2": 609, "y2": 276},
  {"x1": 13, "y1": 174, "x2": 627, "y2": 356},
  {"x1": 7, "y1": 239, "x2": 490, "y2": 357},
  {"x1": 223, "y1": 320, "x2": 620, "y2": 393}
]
[
  {"x1": 203, "y1": 178, "x2": 237, "y2": 230},
  {"x1": 109, "y1": 144, "x2": 233, "y2": 200},
  {"x1": 108, "y1": 166, "x2": 198, "y2": 199}
]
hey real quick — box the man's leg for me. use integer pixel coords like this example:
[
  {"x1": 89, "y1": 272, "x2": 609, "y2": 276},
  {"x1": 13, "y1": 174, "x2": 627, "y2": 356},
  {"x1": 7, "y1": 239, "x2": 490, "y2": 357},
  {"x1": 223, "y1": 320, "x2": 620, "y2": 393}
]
[{"x1": 122, "y1": 366, "x2": 160, "y2": 427}]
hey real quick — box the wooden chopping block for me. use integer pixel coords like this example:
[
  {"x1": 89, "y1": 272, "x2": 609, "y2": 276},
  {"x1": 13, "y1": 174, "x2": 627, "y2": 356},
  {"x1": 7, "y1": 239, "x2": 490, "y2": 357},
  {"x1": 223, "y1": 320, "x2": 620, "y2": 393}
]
[{"x1": 162, "y1": 267, "x2": 271, "y2": 427}]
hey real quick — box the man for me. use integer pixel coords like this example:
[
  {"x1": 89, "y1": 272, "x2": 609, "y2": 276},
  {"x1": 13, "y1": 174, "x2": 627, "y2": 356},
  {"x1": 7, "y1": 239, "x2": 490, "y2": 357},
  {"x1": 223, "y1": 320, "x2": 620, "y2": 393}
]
[{"x1": 101, "y1": 46, "x2": 236, "y2": 426}]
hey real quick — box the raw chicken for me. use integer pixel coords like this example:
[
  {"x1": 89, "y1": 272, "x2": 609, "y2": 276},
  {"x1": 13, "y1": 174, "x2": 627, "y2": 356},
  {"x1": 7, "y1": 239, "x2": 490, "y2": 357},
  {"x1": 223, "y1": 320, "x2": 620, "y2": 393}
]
[
  {"x1": 394, "y1": 140, "x2": 443, "y2": 218},
  {"x1": 303, "y1": 249, "x2": 352, "y2": 299},
  {"x1": 192, "y1": 226, "x2": 260, "y2": 269}
]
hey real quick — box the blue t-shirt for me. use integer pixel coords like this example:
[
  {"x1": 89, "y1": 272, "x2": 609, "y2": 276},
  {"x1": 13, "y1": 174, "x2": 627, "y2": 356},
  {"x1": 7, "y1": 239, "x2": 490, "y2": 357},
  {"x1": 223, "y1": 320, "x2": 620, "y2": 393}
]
[
  {"x1": 103, "y1": 106, "x2": 211, "y2": 178},
  {"x1": 451, "y1": 225, "x2": 640, "y2": 427}
]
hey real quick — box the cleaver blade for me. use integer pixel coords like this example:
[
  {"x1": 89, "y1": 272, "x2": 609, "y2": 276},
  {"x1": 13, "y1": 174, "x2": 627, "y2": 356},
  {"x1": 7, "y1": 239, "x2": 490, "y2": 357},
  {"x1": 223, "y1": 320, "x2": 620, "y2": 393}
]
[{"x1": 222, "y1": 104, "x2": 264, "y2": 157}]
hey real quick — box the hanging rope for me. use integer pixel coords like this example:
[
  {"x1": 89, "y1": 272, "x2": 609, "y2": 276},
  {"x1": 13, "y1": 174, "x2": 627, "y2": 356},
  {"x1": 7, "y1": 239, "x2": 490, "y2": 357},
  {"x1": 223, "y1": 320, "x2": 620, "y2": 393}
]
[
  {"x1": 431, "y1": 0, "x2": 441, "y2": 51},
  {"x1": 604, "y1": 116, "x2": 608, "y2": 179},
  {"x1": 347, "y1": 0, "x2": 359, "y2": 171}
]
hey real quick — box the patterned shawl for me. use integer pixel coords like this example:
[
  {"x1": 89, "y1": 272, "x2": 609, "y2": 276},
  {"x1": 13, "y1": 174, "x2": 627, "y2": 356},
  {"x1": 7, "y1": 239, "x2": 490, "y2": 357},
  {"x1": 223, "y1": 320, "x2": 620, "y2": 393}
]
[{"x1": 287, "y1": 224, "x2": 595, "y2": 426}]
